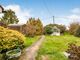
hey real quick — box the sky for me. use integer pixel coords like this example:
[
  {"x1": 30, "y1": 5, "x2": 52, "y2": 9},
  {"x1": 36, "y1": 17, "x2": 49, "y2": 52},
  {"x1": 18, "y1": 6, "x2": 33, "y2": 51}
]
[{"x1": 0, "y1": 0, "x2": 80, "y2": 26}]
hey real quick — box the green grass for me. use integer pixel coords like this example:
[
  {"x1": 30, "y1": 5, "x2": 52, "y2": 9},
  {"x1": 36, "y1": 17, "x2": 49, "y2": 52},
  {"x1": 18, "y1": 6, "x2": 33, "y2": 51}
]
[
  {"x1": 24, "y1": 36, "x2": 40, "y2": 47},
  {"x1": 36, "y1": 35, "x2": 80, "y2": 60}
]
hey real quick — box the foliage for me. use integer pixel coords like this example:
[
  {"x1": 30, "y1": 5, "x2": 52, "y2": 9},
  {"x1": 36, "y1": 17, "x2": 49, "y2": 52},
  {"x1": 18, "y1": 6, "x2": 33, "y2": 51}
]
[
  {"x1": 44, "y1": 26, "x2": 53, "y2": 34},
  {"x1": 35, "y1": 18, "x2": 43, "y2": 35},
  {"x1": 23, "y1": 24, "x2": 36, "y2": 37},
  {"x1": 67, "y1": 43, "x2": 80, "y2": 60},
  {"x1": 25, "y1": 18, "x2": 43, "y2": 36},
  {"x1": 0, "y1": 26, "x2": 25, "y2": 53},
  {"x1": 1, "y1": 9, "x2": 19, "y2": 25},
  {"x1": 44, "y1": 24, "x2": 66, "y2": 34},
  {"x1": 69, "y1": 22, "x2": 79, "y2": 35},
  {"x1": 36, "y1": 35, "x2": 80, "y2": 60},
  {"x1": 58, "y1": 25, "x2": 66, "y2": 34},
  {"x1": 74, "y1": 26, "x2": 80, "y2": 37}
]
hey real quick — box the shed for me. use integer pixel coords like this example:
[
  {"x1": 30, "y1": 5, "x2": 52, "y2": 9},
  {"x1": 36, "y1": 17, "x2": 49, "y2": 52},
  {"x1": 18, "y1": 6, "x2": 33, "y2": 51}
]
[{"x1": 51, "y1": 26, "x2": 60, "y2": 36}]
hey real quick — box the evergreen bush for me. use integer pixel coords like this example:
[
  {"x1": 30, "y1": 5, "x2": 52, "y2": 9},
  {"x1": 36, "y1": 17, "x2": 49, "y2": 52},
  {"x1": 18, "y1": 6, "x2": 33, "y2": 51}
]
[{"x1": 0, "y1": 26, "x2": 25, "y2": 53}]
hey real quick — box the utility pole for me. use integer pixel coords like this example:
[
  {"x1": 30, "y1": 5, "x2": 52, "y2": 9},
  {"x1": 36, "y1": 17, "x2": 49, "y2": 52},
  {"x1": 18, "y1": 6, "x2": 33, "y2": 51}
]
[{"x1": 53, "y1": 16, "x2": 55, "y2": 24}]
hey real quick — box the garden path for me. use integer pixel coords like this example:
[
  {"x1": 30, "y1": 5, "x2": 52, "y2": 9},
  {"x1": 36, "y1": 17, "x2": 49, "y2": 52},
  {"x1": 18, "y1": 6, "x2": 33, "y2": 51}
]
[{"x1": 19, "y1": 35, "x2": 45, "y2": 60}]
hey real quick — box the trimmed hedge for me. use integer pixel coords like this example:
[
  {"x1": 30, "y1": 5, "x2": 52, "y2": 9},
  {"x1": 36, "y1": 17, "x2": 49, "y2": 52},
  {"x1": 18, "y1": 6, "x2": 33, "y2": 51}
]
[{"x1": 0, "y1": 26, "x2": 25, "y2": 53}]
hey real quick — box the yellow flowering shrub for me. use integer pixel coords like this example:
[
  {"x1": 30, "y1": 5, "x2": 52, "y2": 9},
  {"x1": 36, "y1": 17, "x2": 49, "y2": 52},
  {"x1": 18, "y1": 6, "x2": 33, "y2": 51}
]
[{"x1": 0, "y1": 26, "x2": 25, "y2": 53}]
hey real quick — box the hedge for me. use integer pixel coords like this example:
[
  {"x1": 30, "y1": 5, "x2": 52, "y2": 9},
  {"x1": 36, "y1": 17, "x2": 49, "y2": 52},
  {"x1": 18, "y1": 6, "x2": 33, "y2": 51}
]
[{"x1": 0, "y1": 26, "x2": 25, "y2": 53}]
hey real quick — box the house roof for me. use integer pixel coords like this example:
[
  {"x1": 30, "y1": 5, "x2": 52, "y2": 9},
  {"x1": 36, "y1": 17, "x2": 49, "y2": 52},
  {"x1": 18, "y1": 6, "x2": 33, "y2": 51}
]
[
  {"x1": 0, "y1": 5, "x2": 4, "y2": 12},
  {"x1": 8, "y1": 24, "x2": 24, "y2": 27}
]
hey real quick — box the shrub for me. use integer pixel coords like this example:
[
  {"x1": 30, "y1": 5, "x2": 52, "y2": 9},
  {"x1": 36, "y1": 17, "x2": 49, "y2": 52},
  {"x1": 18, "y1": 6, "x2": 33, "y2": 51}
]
[
  {"x1": 74, "y1": 26, "x2": 80, "y2": 37},
  {"x1": 26, "y1": 18, "x2": 43, "y2": 35},
  {"x1": 69, "y1": 22, "x2": 79, "y2": 35},
  {"x1": 44, "y1": 26, "x2": 53, "y2": 34},
  {"x1": 67, "y1": 43, "x2": 80, "y2": 60},
  {"x1": 44, "y1": 24, "x2": 66, "y2": 35},
  {"x1": 0, "y1": 26, "x2": 25, "y2": 53},
  {"x1": 23, "y1": 24, "x2": 36, "y2": 37},
  {"x1": 58, "y1": 25, "x2": 66, "y2": 34}
]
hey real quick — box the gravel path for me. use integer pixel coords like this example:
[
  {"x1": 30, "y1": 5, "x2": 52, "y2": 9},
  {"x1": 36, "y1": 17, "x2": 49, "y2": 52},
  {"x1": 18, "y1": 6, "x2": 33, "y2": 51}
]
[{"x1": 19, "y1": 35, "x2": 45, "y2": 60}]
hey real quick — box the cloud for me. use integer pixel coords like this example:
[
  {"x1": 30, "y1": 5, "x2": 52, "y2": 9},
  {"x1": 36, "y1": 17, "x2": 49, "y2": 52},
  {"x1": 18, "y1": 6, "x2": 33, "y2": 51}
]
[
  {"x1": 71, "y1": 8, "x2": 80, "y2": 14},
  {"x1": 56, "y1": 8, "x2": 80, "y2": 22},
  {"x1": 52, "y1": 14, "x2": 80, "y2": 26},
  {"x1": 5, "y1": 5, "x2": 21, "y2": 13},
  {"x1": 0, "y1": 13, "x2": 4, "y2": 18},
  {"x1": 67, "y1": 7, "x2": 80, "y2": 21},
  {"x1": 67, "y1": 14, "x2": 80, "y2": 20},
  {"x1": 3, "y1": 5, "x2": 31, "y2": 24},
  {"x1": 1, "y1": 5, "x2": 80, "y2": 26}
]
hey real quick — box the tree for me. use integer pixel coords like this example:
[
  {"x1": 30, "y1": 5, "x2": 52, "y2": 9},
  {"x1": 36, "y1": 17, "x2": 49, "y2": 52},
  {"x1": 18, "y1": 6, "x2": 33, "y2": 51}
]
[
  {"x1": 1, "y1": 9, "x2": 19, "y2": 25},
  {"x1": 58, "y1": 25, "x2": 66, "y2": 34},
  {"x1": 44, "y1": 26, "x2": 53, "y2": 34},
  {"x1": 26, "y1": 18, "x2": 43, "y2": 35},
  {"x1": 44, "y1": 24, "x2": 66, "y2": 34},
  {"x1": 35, "y1": 18, "x2": 43, "y2": 35},
  {"x1": 74, "y1": 26, "x2": 80, "y2": 37},
  {"x1": 69, "y1": 22, "x2": 79, "y2": 35},
  {"x1": 23, "y1": 24, "x2": 36, "y2": 37}
]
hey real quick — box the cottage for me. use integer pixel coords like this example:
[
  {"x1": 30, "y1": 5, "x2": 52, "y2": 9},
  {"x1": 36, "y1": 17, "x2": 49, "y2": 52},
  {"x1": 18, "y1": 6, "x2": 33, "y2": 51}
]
[{"x1": 51, "y1": 26, "x2": 60, "y2": 36}]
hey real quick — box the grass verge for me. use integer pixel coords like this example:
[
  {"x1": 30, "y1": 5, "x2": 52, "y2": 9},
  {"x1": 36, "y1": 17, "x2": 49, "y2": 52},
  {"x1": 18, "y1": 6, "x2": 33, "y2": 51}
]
[{"x1": 24, "y1": 36, "x2": 40, "y2": 47}]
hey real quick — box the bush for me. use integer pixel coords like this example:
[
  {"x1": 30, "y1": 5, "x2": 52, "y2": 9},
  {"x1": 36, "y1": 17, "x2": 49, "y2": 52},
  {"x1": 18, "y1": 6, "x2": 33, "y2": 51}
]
[
  {"x1": 0, "y1": 26, "x2": 25, "y2": 53},
  {"x1": 44, "y1": 24, "x2": 66, "y2": 35},
  {"x1": 67, "y1": 43, "x2": 80, "y2": 60},
  {"x1": 23, "y1": 24, "x2": 36, "y2": 37},
  {"x1": 74, "y1": 26, "x2": 80, "y2": 37},
  {"x1": 26, "y1": 18, "x2": 43, "y2": 35},
  {"x1": 69, "y1": 22, "x2": 79, "y2": 35},
  {"x1": 58, "y1": 25, "x2": 66, "y2": 34},
  {"x1": 44, "y1": 26, "x2": 53, "y2": 34}
]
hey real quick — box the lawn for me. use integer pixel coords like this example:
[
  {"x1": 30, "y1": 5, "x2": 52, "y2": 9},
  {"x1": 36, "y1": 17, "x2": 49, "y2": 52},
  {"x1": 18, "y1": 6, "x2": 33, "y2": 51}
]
[
  {"x1": 36, "y1": 35, "x2": 80, "y2": 60},
  {"x1": 24, "y1": 36, "x2": 40, "y2": 47}
]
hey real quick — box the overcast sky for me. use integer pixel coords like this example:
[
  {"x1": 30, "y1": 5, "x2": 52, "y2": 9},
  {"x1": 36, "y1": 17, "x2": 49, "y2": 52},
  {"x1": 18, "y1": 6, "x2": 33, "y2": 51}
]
[{"x1": 0, "y1": 0, "x2": 80, "y2": 26}]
